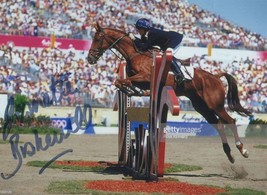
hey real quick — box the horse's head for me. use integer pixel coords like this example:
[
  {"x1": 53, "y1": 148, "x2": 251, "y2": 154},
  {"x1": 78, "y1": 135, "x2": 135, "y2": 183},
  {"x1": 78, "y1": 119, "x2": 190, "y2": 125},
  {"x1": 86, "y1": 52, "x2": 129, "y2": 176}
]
[
  {"x1": 87, "y1": 22, "x2": 107, "y2": 64},
  {"x1": 87, "y1": 22, "x2": 130, "y2": 64}
]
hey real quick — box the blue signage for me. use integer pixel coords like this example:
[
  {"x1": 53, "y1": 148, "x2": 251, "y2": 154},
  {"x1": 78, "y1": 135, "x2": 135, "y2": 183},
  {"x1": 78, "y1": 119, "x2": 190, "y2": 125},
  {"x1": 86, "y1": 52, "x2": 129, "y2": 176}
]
[
  {"x1": 51, "y1": 117, "x2": 72, "y2": 130},
  {"x1": 130, "y1": 121, "x2": 218, "y2": 137},
  {"x1": 166, "y1": 121, "x2": 218, "y2": 136}
]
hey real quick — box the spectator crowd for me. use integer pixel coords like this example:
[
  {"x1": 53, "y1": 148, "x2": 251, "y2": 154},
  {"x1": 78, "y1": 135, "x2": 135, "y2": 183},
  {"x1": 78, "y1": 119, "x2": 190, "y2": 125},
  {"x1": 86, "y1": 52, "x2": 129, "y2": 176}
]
[
  {"x1": 1, "y1": 0, "x2": 266, "y2": 50},
  {"x1": 0, "y1": 0, "x2": 266, "y2": 113}
]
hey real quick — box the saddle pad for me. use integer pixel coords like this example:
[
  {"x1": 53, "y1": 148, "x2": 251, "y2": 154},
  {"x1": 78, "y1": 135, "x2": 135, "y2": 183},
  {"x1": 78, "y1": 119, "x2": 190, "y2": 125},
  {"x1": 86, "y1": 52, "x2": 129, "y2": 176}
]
[{"x1": 181, "y1": 65, "x2": 194, "y2": 80}]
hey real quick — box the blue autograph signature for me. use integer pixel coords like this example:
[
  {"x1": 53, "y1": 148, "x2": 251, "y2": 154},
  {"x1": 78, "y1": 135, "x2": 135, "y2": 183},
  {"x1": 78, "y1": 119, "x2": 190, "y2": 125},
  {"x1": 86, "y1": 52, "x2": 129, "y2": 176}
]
[
  {"x1": 1, "y1": 131, "x2": 72, "y2": 180},
  {"x1": 1, "y1": 95, "x2": 92, "y2": 180}
]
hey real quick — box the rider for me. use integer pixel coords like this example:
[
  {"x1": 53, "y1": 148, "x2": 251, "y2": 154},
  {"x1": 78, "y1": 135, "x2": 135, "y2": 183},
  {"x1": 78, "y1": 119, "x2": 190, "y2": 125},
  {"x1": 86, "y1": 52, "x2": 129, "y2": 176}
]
[{"x1": 129, "y1": 18, "x2": 186, "y2": 84}]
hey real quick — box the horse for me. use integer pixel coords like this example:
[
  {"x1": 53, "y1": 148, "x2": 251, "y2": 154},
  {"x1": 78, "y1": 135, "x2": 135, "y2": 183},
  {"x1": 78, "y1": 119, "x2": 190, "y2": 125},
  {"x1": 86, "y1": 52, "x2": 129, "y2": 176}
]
[{"x1": 87, "y1": 22, "x2": 252, "y2": 163}]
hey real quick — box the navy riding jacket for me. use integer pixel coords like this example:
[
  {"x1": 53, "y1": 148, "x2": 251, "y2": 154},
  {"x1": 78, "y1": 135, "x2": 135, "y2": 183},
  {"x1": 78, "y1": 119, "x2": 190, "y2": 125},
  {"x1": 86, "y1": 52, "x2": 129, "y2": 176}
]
[{"x1": 135, "y1": 27, "x2": 183, "y2": 51}]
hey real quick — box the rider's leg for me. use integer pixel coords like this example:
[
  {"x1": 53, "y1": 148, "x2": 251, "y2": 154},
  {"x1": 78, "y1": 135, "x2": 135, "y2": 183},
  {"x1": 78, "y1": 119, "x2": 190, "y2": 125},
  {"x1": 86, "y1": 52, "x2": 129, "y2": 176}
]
[
  {"x1": 171, "y1": 59, "x2": 186, "y2": 84},
  {"x1": 167, "y1": 46, "x2": 185, "y2": 84}
]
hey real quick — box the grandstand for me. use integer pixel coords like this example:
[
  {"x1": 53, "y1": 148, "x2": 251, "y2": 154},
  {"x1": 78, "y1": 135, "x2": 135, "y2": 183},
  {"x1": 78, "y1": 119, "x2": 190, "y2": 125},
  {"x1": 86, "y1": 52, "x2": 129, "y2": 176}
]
[{"x1": 0, "y1": 0, "x2": 266, "y2": 113}]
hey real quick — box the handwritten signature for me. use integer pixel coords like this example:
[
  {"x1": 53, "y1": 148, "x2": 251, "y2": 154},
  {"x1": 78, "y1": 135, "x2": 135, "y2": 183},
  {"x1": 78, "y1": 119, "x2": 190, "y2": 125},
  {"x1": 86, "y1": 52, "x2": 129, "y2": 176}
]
[
  {"x1": 1, "y1": 130, "x2": 72, "y2": 180},
  {"x1": 1, "y1": 95, "x2": 92, "y2": 180}
]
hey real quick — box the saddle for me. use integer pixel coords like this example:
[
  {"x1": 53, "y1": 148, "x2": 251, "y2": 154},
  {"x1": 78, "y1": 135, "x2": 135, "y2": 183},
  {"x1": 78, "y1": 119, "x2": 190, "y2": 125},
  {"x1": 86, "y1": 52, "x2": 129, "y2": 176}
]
[{"x1": 177, "y1": 58, "x2": 191, "y2": 66}]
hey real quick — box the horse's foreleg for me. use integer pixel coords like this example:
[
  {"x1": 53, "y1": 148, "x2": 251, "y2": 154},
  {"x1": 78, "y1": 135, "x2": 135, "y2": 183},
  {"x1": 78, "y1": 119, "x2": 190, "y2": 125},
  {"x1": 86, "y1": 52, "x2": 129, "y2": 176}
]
[
  {"x1": 115, "y1": 79, "x2": 148, "y2": 96},
  {"x1": 115, "y1": 71, "x2": 149, "y2": 87},
  {"x1": 115, "y1": 78, "x2": 132, "y2": 87},
  {"x1": 127, "y1": 72, "x2": 150, "y2": 83}
]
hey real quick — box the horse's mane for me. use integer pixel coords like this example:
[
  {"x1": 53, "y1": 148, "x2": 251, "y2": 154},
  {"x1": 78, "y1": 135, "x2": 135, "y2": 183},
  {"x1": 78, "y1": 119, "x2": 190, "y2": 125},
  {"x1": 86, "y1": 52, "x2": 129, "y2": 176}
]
[
  {"x1": 101, "y1": 26, "x2": 153, "y2": 57},
  {"x1": 101, "y1": 27, "x2": 127, "y2": 35}
]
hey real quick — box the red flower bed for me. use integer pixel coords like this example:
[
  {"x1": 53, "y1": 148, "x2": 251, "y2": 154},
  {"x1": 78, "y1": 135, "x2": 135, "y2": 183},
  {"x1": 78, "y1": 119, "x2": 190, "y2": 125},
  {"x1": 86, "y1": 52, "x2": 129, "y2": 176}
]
[
  {"x1": 84, "y1": 180, "x2": 225, "y2": 195},
  {"x1": 53, "y1": 161, "x2": 224, "y2": 194},
  {"x1": 164, "y1": 163, "x2": 172, "y2": 169}
]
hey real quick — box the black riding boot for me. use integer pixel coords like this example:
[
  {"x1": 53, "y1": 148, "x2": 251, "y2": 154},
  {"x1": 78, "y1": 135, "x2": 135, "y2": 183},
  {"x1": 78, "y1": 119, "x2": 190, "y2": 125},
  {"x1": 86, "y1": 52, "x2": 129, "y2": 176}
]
[{"x1": 171, "y1": 60, "x2": 185, "y2": 85}]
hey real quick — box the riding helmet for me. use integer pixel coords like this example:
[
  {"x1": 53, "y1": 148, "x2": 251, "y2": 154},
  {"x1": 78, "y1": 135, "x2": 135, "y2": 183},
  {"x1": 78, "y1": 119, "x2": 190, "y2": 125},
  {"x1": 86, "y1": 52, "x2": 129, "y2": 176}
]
[{"x1": 135, "y1": 18, "x2": 151, "y2": 30}]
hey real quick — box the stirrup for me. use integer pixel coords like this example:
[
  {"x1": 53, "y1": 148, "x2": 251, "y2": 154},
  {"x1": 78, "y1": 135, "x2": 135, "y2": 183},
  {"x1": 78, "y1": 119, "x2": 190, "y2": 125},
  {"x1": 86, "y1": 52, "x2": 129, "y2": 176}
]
[{"x1": 175, "y1": 75, "x2": 186, "y2": 85}]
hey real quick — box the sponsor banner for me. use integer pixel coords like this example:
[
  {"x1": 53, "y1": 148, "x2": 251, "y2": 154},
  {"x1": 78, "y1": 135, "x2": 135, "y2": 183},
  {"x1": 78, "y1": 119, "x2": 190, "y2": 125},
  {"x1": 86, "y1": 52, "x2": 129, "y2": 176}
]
[
  {"x1": 0, "y1": 34, "x2": 91, "y2": 50},
  {"x1": 172, "y1": 112, "x2": 249, "y2": 135},
  {"x1": 51, "y1": 117, "x2": 72, "y2": 130},
  {"x1": 130, "y1": 122, "x2": 149, "y2": 132},
  {"x1": 52, "y1": 117, "x2": 96, "y2": 134},
  {"x1": 64, "y1": 126, "x2": 119, "y2": 135},
  {"x1": 165, "y1": 122, "x2": 218, "y2": 137},
  {"x1": 177, "y1": 113, "x2": 207, "y2": 123},
  {"x1": 52, "y1": 111, "x2": 250, "y2": 137},
  {"x1": 130, "y1": 121, "x2": 218, "y2": 138}
]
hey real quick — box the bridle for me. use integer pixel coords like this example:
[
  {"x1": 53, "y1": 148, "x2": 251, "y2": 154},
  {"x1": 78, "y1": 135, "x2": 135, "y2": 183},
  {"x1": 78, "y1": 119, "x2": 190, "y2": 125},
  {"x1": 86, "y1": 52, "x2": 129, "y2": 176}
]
[{"x1": 88, "y1": 28, "x2": 128, "y2": 62}]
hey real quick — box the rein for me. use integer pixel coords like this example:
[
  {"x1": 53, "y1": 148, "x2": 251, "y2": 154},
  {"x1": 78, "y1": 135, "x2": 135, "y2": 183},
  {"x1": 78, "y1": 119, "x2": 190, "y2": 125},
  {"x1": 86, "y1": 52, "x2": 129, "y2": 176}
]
[
  {"x1": 90, "y1": 28, "x2": 152, "y2": 62},
  {"x1": 91, "y1": 29, "x2": 128, "y2": 61},
  {"x1": 104, "y1": 33, "x2": 128, "y2": 60}
]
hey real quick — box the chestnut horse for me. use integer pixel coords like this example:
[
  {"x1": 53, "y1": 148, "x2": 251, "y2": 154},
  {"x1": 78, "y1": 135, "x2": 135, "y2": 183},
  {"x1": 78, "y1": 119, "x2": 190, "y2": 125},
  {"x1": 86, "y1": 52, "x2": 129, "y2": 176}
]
[{"x1": 87, "y1": 22, "x2": 252, "y2": 163}]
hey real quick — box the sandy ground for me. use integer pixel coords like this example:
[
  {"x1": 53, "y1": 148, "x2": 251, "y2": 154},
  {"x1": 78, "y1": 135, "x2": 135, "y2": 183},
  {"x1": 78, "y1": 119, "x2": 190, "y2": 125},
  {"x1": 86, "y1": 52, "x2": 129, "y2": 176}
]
[{"x1": 0, "y1": 134, "x2": 267, "y2": 195}]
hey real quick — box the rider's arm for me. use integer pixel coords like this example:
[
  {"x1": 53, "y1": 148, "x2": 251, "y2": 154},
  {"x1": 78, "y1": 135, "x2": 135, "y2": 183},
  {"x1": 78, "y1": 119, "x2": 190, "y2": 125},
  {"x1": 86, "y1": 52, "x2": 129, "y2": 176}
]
[
  {"x1": 134, "y1": 38, "x2": 149, "y2": 52},
  {"x1": 134, "y1": 35, "x2": 151, "y2": 51}
]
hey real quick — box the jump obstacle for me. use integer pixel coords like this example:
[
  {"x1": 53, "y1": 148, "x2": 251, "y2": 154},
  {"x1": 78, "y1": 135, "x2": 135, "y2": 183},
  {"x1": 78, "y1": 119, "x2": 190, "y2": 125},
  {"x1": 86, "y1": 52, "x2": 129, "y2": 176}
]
[{"x1": 113, "y1": 50, "x2": 180, "y2": 181}]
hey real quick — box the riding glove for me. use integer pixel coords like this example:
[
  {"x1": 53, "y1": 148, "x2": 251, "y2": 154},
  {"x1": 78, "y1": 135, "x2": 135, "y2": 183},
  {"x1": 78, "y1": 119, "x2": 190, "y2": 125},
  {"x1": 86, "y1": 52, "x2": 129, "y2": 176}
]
[{"x1": 129, "y1": 33, "x2": 136, "y2": 40}]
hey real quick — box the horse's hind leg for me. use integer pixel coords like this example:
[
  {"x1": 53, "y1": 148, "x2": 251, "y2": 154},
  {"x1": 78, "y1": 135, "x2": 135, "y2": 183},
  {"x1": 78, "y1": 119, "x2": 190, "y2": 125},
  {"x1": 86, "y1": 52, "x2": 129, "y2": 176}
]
[
  {"x1": 190, "y1": 97, "x2": 235, "y2": 163},
  {"x1": 202, "y1": 94, "x2": 249, "y2": 160},
  {"x1": 198, "y1": 75, "x2": 248, "y2": 161},
  {"x1": 216, "y1": 119, "x2": 236, "y2": 163},
  {"x1": 216, "y1": 109, "x2": 249, "y2": 159}
]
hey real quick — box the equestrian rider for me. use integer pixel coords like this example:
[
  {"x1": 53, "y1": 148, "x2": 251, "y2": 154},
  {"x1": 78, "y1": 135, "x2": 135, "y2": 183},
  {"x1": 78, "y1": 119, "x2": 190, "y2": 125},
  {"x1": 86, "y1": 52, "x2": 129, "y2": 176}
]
[{"x1": 129, "y1": 18, "x2": 186, "y2": 84}]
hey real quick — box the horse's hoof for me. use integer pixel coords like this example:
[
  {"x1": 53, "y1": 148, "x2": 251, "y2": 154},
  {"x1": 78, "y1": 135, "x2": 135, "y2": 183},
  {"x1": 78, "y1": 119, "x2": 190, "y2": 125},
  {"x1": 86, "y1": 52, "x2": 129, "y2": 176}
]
[
  {"x1": 226, "y1": 153, "x2": 235, "y2": 164},
  {"x1": 242, "y1": 149, "x2": 249, "y2": 158},
  {"x1": 236, "y1": 142, "x2": 249, "y2": 158}
]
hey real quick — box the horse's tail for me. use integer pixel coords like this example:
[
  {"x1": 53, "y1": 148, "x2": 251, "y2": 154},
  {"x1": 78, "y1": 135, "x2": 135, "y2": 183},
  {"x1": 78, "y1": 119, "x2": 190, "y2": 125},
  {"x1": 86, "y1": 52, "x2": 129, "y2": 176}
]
[{"x1": 218, "y1": 73, "x2": 252, "y2": 117}]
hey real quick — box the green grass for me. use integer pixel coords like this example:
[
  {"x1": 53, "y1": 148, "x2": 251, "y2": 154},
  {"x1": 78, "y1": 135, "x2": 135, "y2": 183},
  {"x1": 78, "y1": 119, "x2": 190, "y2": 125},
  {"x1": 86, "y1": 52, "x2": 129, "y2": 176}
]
[
  {"x1": 0, "y1": 126, "x2": 61, "y2": 134},
  {"x1": 165, "y1": 163, "x2": 202, "y2": 173},
  {"x1": 27, "y1": 161, "x2": 106, "y2": 172},
  {"x1": 218, "y1": 186, "x2": 265, "y2": 195},
  {"x1": 46, "y1": 180, "x2": 152, "y2": 195},
  {"x1": 254, "y1": 145, "x2": 267, "y2": 149},
  {"x1": 46, "y1": 180, "x2": 133, "y2": 195},
  {"x1": 46, "y1": 180, "x2": 91, "y2": 194}
]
